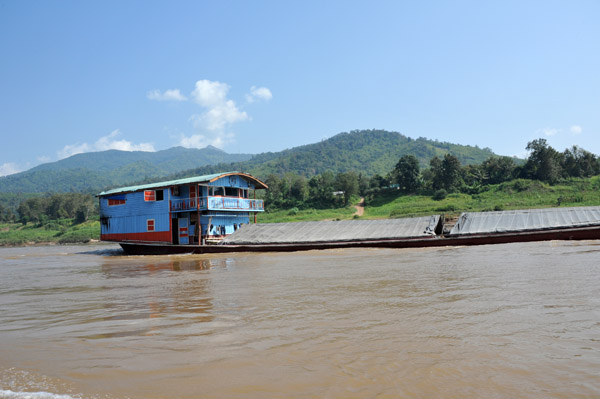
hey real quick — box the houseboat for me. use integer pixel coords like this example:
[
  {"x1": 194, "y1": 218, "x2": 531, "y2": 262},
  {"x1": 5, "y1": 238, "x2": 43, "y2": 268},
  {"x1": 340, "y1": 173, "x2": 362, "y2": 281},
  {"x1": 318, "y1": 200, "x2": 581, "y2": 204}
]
[{"x1": 98, "y1": 172, "x2": 267, "y2": 253}]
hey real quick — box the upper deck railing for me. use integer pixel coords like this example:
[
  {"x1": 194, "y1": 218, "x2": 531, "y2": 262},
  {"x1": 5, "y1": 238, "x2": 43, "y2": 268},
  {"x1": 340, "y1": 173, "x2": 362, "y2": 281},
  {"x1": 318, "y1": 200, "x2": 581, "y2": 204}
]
[{"x1": 170, "y1": 197, "x2": 264, "y2": 212}]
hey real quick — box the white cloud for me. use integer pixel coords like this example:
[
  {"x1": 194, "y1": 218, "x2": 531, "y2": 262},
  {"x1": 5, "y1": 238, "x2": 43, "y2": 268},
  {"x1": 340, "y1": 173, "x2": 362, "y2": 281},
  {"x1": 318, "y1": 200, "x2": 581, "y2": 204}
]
[
  {"x1": 512, "y1": 150, "x2": 530, "y2": 159},
  {"x1": 95, "y1": 130, "x2": 156, "y2": 152},
  {"x1": 179, "y1": 131, "x2": 234, "y2": 149},
  {"x1": 535, "y1": 125, "x2": 583, "y2": 139},
  {"x1": 37, "y1": 155, "x2": 52, "y2": 163},
  {"x1": 57, "y1": 130, "x2": 155, "y2": 159},
  {"x1": 189, "y1": 100, "x2": 248, "y2": 132},
  {"x1": 539, "y1": 127, "x2": 560, "y2": 137},
  {"x1": 177, "y1": 80, "x2": 251, "y2": 149},
  {"x1": 191, "y1": 80, "x2": 231, "y2": 107},
  {"x1": 147, "y1": 89, "x2": 187, "y2": 101},
  {"x1": 0, "y1": 162, "x2": 25, "y2": 177},
  {"x1": 570, "y1": 125, "x2": 582, "y2": 135},
  {"x1": 150, "y1": 79, "x2": 271, "y2": 149},
  {"x1": 189, "y1": 80, "x2": 249, "y2": 132},
  {"x1": 246, "y1": 86, "x2": 273, "y2": 103},
  {"x1": 57, "y1": 143, "x2": 91, "y2": 159}
]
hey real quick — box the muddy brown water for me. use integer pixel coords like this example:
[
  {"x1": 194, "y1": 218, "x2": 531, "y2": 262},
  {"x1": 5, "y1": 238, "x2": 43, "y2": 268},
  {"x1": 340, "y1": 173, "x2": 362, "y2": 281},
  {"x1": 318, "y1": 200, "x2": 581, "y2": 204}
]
[{"x1": 1, "y1": 242, "x2": 599, "y2": 399}]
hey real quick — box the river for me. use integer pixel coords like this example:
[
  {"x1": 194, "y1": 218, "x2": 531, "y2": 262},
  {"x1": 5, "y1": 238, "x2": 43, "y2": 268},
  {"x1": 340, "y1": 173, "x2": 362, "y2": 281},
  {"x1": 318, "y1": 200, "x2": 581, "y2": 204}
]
[{"x1": 0, "y1": 241, "x2": 599, "y2": 399}]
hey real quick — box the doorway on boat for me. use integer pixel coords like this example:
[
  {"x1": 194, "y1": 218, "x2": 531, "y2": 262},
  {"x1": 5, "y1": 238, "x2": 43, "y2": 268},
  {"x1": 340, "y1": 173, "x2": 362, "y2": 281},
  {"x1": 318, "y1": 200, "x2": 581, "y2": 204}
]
[
  {"x1": 178, "y1": 217, "x2": 189, "y2": 245},
  {"x1": 172, "y1": 217, "x2": 179, "y2": 245},
  {"x1": 190, "y1": 212, "x2": 199, "y2": 244}
]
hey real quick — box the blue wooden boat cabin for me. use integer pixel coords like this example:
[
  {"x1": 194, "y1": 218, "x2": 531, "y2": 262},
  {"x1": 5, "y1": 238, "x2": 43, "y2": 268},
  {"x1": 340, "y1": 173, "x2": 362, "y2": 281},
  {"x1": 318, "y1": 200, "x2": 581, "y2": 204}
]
[{"x1": 98, "y1": 172, "x2": 267, "y2": 246}]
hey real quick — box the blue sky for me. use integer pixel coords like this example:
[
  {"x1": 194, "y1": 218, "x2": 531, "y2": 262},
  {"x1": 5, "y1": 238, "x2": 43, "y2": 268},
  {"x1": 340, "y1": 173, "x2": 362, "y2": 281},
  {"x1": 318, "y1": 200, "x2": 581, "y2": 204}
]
[{"x1": 1, "y1": 0, "x2": 599, "y2": 176}]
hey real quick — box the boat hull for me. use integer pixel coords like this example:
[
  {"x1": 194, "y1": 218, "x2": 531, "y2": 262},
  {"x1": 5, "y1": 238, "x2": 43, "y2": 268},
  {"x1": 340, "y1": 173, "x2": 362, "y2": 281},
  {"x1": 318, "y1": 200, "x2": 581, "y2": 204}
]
[{"x1": 117, "y1": 225, "x2": 600, "y2": 255}]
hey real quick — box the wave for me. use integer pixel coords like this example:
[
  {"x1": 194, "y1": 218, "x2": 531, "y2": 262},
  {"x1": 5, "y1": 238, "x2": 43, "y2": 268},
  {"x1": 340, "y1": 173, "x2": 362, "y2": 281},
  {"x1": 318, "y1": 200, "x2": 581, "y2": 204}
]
[{"x1": 0, "y1": 390, "x2": 79, "y2": 399}]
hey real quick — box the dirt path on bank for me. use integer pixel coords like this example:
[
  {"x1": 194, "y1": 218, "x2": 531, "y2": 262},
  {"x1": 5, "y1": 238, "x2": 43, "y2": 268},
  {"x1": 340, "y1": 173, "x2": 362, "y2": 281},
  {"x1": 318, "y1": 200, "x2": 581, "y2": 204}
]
[{"x1": 353, "y1": 197, "x2": 365, "y2": 217}]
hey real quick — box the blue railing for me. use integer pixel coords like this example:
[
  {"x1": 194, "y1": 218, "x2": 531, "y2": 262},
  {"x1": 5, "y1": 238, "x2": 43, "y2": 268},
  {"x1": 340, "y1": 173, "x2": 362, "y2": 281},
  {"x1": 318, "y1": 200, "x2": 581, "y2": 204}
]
[{"x1": 170, "y1": 197, "x2": 264, "y2": 212}]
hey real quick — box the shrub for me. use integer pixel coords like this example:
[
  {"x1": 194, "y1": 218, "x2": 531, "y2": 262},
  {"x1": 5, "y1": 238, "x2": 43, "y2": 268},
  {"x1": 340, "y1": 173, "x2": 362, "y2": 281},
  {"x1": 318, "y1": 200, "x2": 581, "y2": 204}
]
[
  {"x1": 511, "y1": 179, "x2": 529, "y2": 192},
  {"x1": 433, "y1": 189, "x2": 448, "y2": 201},
  {"x1": 436, "y1": 204, "x2": 456, "y2": 212},
  {"x1": 58, "y1": 231, "x2": 91, "y2": 244}
]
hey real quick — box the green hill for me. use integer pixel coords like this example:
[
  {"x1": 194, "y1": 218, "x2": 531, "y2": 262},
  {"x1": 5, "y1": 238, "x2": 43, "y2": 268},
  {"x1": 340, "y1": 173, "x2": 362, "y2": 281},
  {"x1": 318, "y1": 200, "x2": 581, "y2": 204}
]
[
  {"x1": 171, "y1": 129, "x2": 498, "y2": 180},
  {"x1": 0, "y1": 146, "x2": 252, "y2": 194},
  {"x1": 0, "y1": 129, "x2": 502, "y2": 194}
]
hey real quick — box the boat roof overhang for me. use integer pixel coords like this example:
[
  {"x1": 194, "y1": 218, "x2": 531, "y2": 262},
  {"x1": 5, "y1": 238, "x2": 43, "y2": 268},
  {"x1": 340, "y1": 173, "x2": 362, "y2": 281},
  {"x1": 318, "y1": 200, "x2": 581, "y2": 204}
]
[{"x1": 98, "y1": 171, "x2": 268, "y2": 197}]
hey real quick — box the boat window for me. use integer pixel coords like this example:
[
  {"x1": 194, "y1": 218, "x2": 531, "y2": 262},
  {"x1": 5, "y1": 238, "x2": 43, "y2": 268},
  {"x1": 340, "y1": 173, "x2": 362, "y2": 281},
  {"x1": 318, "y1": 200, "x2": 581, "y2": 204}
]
[
  {"x1": 241, "y1": 189, "x2": 248, "y2": 198},
  {"x1": 144, "y1": 190, "x2": 155, "y2": 201},
  {"x1": 213, "y1": 186, "x2": 225, "y2": 196},
  {"x1": 225, "y1": 187, "x2": 238, "y2": 197},
  {"x1": 107, "y1": 197, "x2": 126, "y2": 206},
  {"x1": 144, "y1": 190, "x2": 164, "y2": 201}
]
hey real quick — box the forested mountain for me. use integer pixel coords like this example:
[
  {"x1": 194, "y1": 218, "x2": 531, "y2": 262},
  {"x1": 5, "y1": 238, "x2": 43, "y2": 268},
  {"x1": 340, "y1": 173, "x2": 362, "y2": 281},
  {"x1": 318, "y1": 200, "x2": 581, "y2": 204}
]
[
  {"x1": 0, "y1": 129, "x2": 500, "y2": 194},
  {"x1": 171, "y1": 130, "x2": 498, "y2": 180},
  {"x1": 0, "y1": 146, "x2": 252, "y2": 193}
]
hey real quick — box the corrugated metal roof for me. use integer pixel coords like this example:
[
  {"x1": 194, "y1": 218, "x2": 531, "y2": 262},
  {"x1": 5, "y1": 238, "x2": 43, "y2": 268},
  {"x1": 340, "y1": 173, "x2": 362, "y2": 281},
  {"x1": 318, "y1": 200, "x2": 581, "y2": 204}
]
[
  {"x1": 449, "y1": 206, "x2": 600, "y2": 236},
  {"x1": 98, "y1": 171, "x2": 267, "y2": 196},
  {"x1": 222, "y1": 216, "x2": 440, "y2": 245}
]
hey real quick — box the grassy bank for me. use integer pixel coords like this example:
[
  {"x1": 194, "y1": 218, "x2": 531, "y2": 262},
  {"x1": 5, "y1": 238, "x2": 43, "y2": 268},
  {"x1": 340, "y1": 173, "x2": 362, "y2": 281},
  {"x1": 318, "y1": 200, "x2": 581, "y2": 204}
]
[
  {"x1": 257, "y1": 206, "x2": 357, "y2": 223},
  {"x1": 3, "y1": 177, "x2": 600, "y2": 245},
  {"x1": 260, "y1": 177, "x2": 600, "y2": 223},
  {"x1": 0, "y1": 219, "x2": 100, "y2": 246}
]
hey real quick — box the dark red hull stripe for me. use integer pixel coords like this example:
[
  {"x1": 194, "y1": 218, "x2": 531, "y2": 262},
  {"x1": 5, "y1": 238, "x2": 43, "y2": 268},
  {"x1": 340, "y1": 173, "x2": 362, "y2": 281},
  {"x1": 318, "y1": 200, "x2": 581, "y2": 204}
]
[{"x1": 101, "y1": 231, "x2": 171, "y2": 243}]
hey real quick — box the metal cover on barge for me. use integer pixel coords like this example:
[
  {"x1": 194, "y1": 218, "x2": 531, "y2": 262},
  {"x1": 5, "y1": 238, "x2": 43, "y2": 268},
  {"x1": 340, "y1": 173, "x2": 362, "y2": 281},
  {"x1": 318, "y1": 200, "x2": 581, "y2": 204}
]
[
  {"x1": 449, "y1": 206, "x2": 600, "y2": 236},
  {"x1": 221, "y1": 216, "x2": 442, "y2": 245}
]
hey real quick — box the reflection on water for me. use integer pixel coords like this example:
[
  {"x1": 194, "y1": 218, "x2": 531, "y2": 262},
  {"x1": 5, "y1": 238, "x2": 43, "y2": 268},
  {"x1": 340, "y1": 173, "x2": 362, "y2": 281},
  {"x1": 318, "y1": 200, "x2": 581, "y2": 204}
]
[
  {"x1": 92, "y1": 256, "x2": 226, "y2": 338},
  {"x1": 0, "y1": 242, "x2": 599, "y2": 399}
]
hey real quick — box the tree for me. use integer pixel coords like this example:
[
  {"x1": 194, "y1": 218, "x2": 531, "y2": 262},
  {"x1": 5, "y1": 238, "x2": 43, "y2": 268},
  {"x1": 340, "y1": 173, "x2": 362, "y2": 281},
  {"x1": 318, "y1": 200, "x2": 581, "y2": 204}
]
[
  {"x1": 427, "y1": 156, "x2": 444, "y2": 191},
  {"x1": 358, "y1": 173, "x2": 369, "y2": 196},
  {"x1": 17, "y1": 197, "x2": 45, "y2": 224},
  {"x1": 335, "y1": 171, "x2": 359, "y2": 206},
  {"x1": 482, "y1": 156, "x2": 516, "y2": 184},
  {"x1": 463, "y1": 164, "x2": 486, "y2": 188},
  {"x1": 440, "y1": 154, "x2": 463, "y2": 192},
  {"x1": 524, "y1": 139, "x2": 562, "y2": 183},
  {"x1": 287, "y1": 173, "x2": 308, "y2": 205},
  {"x1": 0, "y1": 203, "x2": 14, "y2": 222},
  {"x1": 562, "y1": 146, "x2": 599, "y2": 178},
  {"x1": 425, "y1": 155, "x2": 464, "y2": 192},
  {"x1": 308, "y1": 172, "x2": 336, "y2": 207},
  {"x1": 263, "y1": 174, "x2": 285, "y2": 210},
  {"x1": 393, "y1": 154, "x2": 421, "y2": 193},
  {"x1": 16, "y1": 193, "x2": 97, "y2": 225},
  {"x1": 369, "y1": 174, "x2": 388, "y2": 189},
  {"x1": 73, "y1": 195, "x2": 96, "y2": 223}
]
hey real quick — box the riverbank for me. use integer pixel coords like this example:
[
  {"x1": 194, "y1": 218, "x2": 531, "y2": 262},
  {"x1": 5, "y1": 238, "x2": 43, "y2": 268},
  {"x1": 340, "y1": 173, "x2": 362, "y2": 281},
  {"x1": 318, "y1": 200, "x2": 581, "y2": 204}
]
[
  {"x1": 0, "y1": 220, "x2": 100, "y2": 247},
  {"x1": 258, "y1": 177, "x2": 600, "y2": 223},
  {"x1": 3, "y1": 178, "x2": 600, "y2": 246}
]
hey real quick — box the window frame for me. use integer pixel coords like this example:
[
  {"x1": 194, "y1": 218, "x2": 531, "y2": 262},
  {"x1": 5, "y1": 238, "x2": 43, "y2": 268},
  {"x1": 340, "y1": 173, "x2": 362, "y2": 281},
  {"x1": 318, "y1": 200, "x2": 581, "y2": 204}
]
[
  {"x1": 144, "y1": 190, "x2": 156, "y2": 201},
  {"x1": 225, "y1": 187, "x2": 239, "y2": 197},
  {"x1": 107, "y1": 198, "x2": 126, "y2": 206}
]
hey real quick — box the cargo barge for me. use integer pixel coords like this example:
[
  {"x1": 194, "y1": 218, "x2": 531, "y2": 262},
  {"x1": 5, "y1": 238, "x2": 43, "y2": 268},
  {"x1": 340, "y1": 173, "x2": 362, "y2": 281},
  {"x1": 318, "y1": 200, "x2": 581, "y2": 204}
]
[{"x1": 98, "y1": 173, "x2": 600, "y2": 255}]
